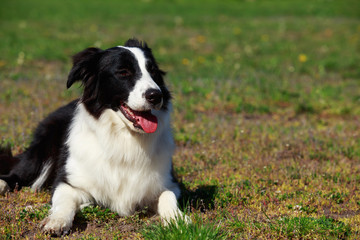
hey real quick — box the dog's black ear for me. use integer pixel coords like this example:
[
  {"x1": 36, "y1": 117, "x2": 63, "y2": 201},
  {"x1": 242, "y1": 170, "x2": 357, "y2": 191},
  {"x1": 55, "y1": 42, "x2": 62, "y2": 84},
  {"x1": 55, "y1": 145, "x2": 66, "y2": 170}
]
[{"x1": 67, "y1": 47, "x2": 102, "y2": 89}]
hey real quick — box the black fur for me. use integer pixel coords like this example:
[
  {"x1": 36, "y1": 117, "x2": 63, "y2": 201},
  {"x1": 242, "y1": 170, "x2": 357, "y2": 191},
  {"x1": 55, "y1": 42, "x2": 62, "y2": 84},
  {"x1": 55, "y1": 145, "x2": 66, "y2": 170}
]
[
  {"x1": 0, "y1": 100, "x2": 77, "y2": 190},
  {"x1": 0, "y1": 145, "x2": 17, "y2": 175}
]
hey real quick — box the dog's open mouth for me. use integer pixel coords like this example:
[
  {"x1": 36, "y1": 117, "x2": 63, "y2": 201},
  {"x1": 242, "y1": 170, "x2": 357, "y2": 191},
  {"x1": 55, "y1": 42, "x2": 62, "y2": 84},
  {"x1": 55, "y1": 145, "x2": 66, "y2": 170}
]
[{"x1": 119, "y1": 104, "x2": 158, "y2": 133}]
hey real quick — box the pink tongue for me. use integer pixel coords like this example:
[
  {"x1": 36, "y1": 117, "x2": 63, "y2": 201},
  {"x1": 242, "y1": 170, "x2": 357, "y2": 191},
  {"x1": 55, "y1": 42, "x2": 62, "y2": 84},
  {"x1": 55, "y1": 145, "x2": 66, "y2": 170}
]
[{"x1": 135, "y1": 111, "x2": 158, "y2": 133}]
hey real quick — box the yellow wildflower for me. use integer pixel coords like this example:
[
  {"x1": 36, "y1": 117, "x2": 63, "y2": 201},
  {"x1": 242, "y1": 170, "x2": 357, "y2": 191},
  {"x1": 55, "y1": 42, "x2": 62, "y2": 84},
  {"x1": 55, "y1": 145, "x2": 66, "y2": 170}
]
[
  {"x1": 298, "y1": 54, "x2": 308, "y2": 63},
  {"x1": 182, "y1": 58, "x2": 190, "y2": 65}
]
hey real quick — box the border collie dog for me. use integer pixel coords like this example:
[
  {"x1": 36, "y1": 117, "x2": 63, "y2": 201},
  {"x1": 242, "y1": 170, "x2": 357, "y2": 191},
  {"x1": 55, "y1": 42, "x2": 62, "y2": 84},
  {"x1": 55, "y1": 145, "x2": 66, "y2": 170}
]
[{"x1": 0, "y1": 39, "x2": 184, "y2": 235}]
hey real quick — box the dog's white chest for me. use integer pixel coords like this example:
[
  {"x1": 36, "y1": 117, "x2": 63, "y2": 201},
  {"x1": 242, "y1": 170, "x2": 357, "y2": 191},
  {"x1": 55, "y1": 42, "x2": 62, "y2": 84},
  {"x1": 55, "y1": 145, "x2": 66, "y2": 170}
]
[{"x1": 64, "y1": 104, "x2": 173, "y2": 215}]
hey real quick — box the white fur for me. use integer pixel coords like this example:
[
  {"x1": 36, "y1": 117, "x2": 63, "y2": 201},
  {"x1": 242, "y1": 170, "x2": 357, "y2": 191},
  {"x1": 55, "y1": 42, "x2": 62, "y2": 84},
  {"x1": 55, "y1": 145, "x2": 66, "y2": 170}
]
[{"x1": 31, "y1": 161, "x2": 53, "y2": 191}]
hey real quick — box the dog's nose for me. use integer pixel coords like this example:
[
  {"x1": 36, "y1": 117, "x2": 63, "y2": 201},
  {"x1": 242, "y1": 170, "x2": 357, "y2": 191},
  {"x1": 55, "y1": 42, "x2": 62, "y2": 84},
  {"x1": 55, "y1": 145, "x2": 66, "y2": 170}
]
[{"x1": 145, "y1": 89, "x2": 163, "y2": 107}]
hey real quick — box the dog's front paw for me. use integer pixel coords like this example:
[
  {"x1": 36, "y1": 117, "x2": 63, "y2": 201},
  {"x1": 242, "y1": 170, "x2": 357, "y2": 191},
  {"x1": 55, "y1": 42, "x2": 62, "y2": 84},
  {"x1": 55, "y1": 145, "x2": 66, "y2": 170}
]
[
  {"x1": 161, "y1": 209, "x2": 191, "y2": 226},
  {"x1": 158, "y1": 190, "x2": 191, "y2": 225},
  {"x1": 41, "y1": 216, "x2": 72, "y2": 236},
  {"x1": 0, "y1": 179, "x2": 10, "y2": 196}
]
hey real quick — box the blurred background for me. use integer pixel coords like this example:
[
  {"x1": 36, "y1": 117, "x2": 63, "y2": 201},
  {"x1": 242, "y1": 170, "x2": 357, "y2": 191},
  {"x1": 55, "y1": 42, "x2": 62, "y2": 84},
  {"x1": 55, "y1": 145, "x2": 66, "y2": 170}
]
[{"x1": 0, "y1": 0, "x2": 359, "y2": 125}]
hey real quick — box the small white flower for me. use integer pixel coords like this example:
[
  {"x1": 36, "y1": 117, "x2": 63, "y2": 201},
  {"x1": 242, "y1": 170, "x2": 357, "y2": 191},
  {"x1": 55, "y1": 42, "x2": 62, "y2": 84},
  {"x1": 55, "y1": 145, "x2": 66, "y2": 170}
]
[{"x1": 294, "y1": 205, "x2": 302, "y2": 211}]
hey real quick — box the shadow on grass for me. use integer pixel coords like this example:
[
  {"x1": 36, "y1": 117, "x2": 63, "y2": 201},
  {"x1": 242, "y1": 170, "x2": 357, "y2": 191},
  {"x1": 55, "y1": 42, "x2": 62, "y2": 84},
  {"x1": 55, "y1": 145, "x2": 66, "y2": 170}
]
[
  {"x1": 178, "y1": 183, "x2": 218, "y2": 213},
  {"x1": 71, "y1": 219, "x2": 88, "y2": 234}
]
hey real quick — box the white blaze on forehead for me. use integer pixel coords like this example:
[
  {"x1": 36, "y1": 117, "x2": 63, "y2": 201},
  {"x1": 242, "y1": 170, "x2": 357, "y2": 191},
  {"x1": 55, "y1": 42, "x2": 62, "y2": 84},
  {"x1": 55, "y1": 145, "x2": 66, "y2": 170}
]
[{"x1": 118, "y1": 46, "x2": 161, "y2": 111}]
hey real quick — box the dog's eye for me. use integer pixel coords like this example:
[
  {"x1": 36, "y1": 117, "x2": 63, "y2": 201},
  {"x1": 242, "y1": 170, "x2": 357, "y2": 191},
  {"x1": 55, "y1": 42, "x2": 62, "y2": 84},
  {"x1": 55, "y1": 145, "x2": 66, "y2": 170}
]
[{"x1": 117, "y1": 69, "x2": 132, "y2": 77}]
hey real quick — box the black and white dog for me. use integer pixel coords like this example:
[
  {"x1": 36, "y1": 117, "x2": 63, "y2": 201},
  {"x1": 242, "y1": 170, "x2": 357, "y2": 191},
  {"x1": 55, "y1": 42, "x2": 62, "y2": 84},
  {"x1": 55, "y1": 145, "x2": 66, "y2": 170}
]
[{"x1": 0, "y1": 39, "x2": 185, "y2": 235}]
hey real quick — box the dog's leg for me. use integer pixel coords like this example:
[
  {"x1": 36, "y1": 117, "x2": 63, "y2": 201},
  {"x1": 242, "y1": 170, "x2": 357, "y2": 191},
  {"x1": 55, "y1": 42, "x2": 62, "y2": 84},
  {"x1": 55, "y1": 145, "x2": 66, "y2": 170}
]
[
  {"x1": 157, "y1": 190, "x2": 189, "y2": 225},
  {"x1": 41, "y1": 182, "x2": 89, "y2": 236},
  {"x1": 0, "y1": 179, "x2": 10, "y2": 195}
]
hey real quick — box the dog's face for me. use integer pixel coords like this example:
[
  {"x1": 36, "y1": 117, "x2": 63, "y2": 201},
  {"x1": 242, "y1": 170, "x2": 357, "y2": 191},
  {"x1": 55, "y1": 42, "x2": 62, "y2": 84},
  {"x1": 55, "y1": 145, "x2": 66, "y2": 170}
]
[{"x1": 67, "y1": 39, "x2": 171, "y2": 133}]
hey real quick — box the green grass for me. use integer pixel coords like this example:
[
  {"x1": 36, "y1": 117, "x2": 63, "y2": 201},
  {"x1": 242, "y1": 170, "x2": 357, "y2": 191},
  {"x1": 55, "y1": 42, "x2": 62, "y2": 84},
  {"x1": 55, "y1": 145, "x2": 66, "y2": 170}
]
[
  {"x1": 142, "y1": 216, "x2": 225, "y2": 240},
  {"x1": 273, "y1": 216, "x2": 351, "y2": 239},
  {"x1": 1, "y1": 0, "x2": 360, "y2": 239}
]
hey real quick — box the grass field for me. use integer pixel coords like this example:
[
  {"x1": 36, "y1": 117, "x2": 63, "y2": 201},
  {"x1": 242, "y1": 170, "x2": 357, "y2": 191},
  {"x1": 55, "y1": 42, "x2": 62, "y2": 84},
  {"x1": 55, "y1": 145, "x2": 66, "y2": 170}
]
[{"x1": 1, "y1": 0, "x2": 360, "y2": 239}]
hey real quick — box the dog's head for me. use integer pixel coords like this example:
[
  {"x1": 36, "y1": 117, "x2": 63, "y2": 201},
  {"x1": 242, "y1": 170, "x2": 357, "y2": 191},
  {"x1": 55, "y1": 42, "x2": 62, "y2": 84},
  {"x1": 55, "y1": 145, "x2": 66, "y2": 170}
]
[{"x1": 67, "y1": 38, "x2": 171, "y2": 134}]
